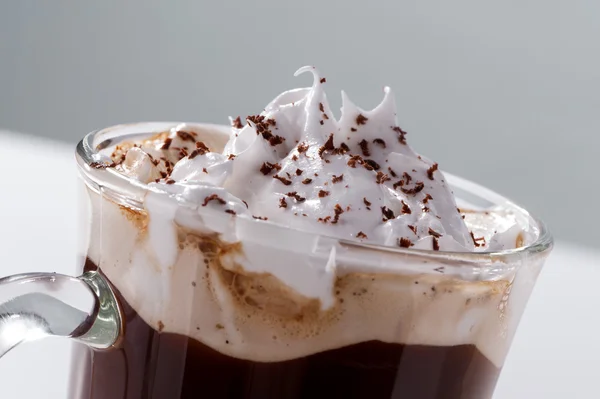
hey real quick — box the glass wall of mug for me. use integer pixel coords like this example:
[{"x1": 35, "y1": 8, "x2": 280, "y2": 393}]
[{"x1": 70, "y1": 122, "x2": 552, "y2": 399}]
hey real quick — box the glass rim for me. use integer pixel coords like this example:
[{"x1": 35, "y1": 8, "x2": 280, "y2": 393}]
[{"x1": 76, "y1": 121, "x2": 553, "y2": 266}]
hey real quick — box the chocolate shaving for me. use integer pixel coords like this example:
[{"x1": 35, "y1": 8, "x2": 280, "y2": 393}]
[
  {"x1": 319, "y1": 103, "x2": 325, "y2": 112},
  {"x1": 470, "y1": 232, "x2": 486, "y2": 247},
  {"x1": 242, "y1": 200, "x2": 248, "y2": 208},
  {"x1": 320, "y1": 120, "x2": 324, "y2": 125},
  {"x1": 376, "y1": 171, "x2": 391, "y2": 184},
  {"x1": 388, "y1": 167, "x2": 397, "y2": 178},
  {"x1": 363, "y1": 198, "x2": 372, "y2": 209},
  {"x1": 332, "y1": 204, "x2": 344, "y2": 224},
  {"x1": 273, "y1": 174, "x2": 292, "y2": 186},
  {"x1": 356, "y1": 114, "x2": 368, "y2": 125},
  {"x1": 269, "y1": 135, "x2": 285, "y2": 146},
  {"x1": 356, "y1": 231, "x2": 368, "y2": 239},
  {"x1": 400, "y1": 182, "x2": 425, "y2": 195},
  {"x1": 381, "y1": 206, "x2": 395, "y2": 221},
  {"x1": 89, "y1": 161, "x2": 115, "y2": 170},
  {"x1": 225, "y1": 209, "x2": 237, "y2": 215},
  {"x1": 286, "y1": 191, "x2": 306, "y2": 202},
  {"x1": 398, "y1": 237, "x2": 413, "y2": 248},
  {"x1": 260, "y1": 162, "x2": 279, "y2": 175},
  {"x1": 232, "y1": 116, "x2": 243, "y2": 129},
  {"x1": 177, "y1": 131, "x2": 196, "y2": 142},
  {"x1": 422, "y1": 206, "x2": 430, "y2": 213},
  {"x1": 302, "y1": 178, "x2": 313, "y2": 184},
  {"x1": 427, "y1": 163, "x2": 439, "y2": 180},
  {"x1": 401, "y1": 200, "x2": 411, "y2": 214},
  {"x1": 319, "y1": 134, "x2": 335, "y2": 159},
  {"x1": 392, "y1": 126, "x2": 407, "y2": 144},
  {"x1": 339, "y1": 142, "x2": 350, "y2": 152},
  {"x1": 295, "y1": 168, "x2": 303, "y2": 176},
  {"x1": 160, "y1": 171, "x2": 168, "y2": 178},
  {"x1": 279, "y1": 197, "x2": 288, "y2": 208},
  {"x1": 332, "y1": 174, "x2": 344, "y2": 183},
  {"x1": 393, "y1": 180, "x2": 405, "y2": 190},
  {"x1": 165, "y1": 179, "x2": 175, "y2": 185},
  {"x1": 428, "y1": 228, "x2": 442, "y2": 238},
  {"x1": 423, "y1": 193, "x2": 433, "y2": 204},
  {"x1": 350, "y1": 127, "x2": 357, "y2": 132},
  {"x1": 320, "y1": 77, "x2": 326, "y2": 83},
  {"x1": 228, "y1": 154, "x2": 236, "y2": 160},
  {"x1": 364, "y1": 159, "x2": 380, "y2": 170},
  {"x1": 318, "y1": 190, "x2": 330, "y2": 198},
  {"x1": 188, "y1": 149, "x2": 201, "y2": 159},
  {"x1": 359, "y1": 139, "x2": 370, "y2": 156},
  {"x1": 161, "y1": 137, "x2": 173, "y2": 150},
  {"x1": 253, "y1": 215, "x2": 268, "y2": 220},
  {"x1": 373, "y1": 138, "x2": 386, "y2": 148},
  {"x1": 432, "y1": 237, "x2": 440, "y2": 251},
  {"x1": 202, "y1": 194, "x2": 226, "y2": 206},
  {"x1": 408, "y1": 225, "x2": 417, "y2": 234},
  {"x1": 297, "y1": 142, "x2": 309, "y2": 153}
]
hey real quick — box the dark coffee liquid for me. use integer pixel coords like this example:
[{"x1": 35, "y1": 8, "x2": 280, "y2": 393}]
[{"x1": 70, "y1": 259, "x2": 500, "y2": 399}]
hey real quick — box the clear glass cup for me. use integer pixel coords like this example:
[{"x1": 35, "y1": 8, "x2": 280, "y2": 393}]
[{"x1": 0, "y1": 122, "x2": 552, "y2": 399}]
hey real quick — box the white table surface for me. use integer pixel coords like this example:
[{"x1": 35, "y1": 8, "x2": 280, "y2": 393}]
[{"x1": 0, "y1": 130, "x2": 599, "y2": 399}]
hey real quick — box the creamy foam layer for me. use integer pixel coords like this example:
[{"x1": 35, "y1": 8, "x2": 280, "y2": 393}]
[{"x1": 83, "y1": 185, "x2": 544, "y2": 368}]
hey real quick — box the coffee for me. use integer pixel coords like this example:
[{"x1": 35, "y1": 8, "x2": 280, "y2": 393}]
[{"x1": 71, "y1": 259, "x2": 499, "y2": 399}]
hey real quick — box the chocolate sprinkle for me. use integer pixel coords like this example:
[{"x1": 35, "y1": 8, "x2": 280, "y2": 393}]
[
  {"x1": 177, "y1": 131, "x2": 196, "y2": 142},
  {"x1": 319, "y1": 134, "x2": 335, "y2": 159},
  {"x1": 297, "y1": 142, "x2": 309, "y2": 153},
  {"x1": 161, "y1": 137, "x2": 173, "y2": 150},
  {"x1": 356, "y1": 114, "x2": 368, "y2": 125},
  {"x1": 401, "y1": 200, "x2": 411, "y2": 214},
  {"x1": 376, "y1": 171, "x2": 391, "y2": 184},
  {"x1": 286, "y1": 192, "x2": 306, "y2": 202},
  {"x1": 392, "y1": 126, "x2": 407, "y2": 144},
  {"x1": 232, "y1": 116, "x2": 244, "y2": 129},
  {"x1": 373, "y1": 138, "x2": 386, "y2": 148},
  {"x1": 279, "y1": 197, "x2": 288, "y2": 208},
  {"x1": 202, "y1": 194, "x2": 226, "y2": 206},
  {"x1": 332, "y1": 174, "x2": 344, "y2": 183},
  {"x1": 428, "y1": 228, "x2": 442, "y2": 238},
  {"x1": 273, "y1": 174, "x2": 292, "y2": 186},
  {"x1": 332, "y1": 204, "x2": 344, "y2": 224},
  {"x1": 359, "y1": 139, "x2": 370, "y2": 156},
  {"x1": 400, "y1": 182, "x2": 425, "y2": 195},
  {"x1": 364, "y1": 159, "x2": 381, "y2": 170},
  {"x1": 427, "y1": 163, "x2": 439, "y2": 180},
  {"x1": 318, "y1": 190, "x2": 330, "y2": 198},
  {"x1": 381, "y1": 206, "x2": 395, "y2": 221},
  {"x1": 470, "y1": 232, "x2": 486, "y2": 247},
  {"x1": 398, "y1": 237, "x2": 413, "y2": 248}
]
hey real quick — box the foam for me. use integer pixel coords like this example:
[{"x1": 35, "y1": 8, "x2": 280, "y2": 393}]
[{"x1": 82, "y1": 186, "x2": 545, "y2": 368}]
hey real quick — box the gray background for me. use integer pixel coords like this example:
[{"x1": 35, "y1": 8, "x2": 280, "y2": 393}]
[{"x1": 1, "y1": 1, "x2": 598, "y2": 247}]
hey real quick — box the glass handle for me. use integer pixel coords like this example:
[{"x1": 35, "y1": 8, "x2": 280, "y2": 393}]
[{"x1": 0, "y1": 271, "x2": 121, "y2": 358}]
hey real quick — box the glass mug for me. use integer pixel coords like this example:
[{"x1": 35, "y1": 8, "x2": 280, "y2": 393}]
[{"x1": 0, "y1": 123, "x2": 553, "y2": 399}]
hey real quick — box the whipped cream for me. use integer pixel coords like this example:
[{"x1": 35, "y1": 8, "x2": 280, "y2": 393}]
[{"x1": 110, "y1": 66, "x2": 521, "y2": 253}]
